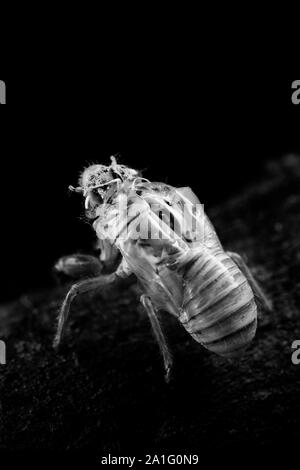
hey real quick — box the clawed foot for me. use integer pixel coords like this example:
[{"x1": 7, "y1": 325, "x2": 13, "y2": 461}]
[{"x1": 164, "y1": 363, "x2": 173, "y2": 384}]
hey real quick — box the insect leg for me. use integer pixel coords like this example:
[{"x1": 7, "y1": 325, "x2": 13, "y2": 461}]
[
  {"x1": 140, "y1": 295, "x2": 173, "y2": 383},
  {"x1": 227, "y1": 251, "x2": 272, "y2": 311},
  {"x1": 53, "y1": 272, "x2": 117, "y2": 348},
  {"x1": 54, "y1": 254, "x2": 103, "y2": 280}
]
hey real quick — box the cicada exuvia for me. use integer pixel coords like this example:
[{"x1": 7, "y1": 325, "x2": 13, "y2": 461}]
[{"x1": 54, "y1": 157, "x2": 271, "y2": 381}]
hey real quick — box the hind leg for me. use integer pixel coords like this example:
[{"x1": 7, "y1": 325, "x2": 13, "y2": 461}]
[
  {"x1": 141, "y1": 295, "x2": 173, "y2": 383},
  {"x1": 227, "y1": 251, "x2": 272, "y2": 311}
]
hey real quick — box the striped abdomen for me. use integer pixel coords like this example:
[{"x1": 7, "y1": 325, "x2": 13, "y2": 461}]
[{"x1": 179, "y1": 247, "x2": 257, "y2": 358}]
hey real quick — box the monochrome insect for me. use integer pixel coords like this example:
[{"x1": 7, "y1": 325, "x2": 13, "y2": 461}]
[{"x1": 54, "y1": 156, "x2": 271, "y2": 381}]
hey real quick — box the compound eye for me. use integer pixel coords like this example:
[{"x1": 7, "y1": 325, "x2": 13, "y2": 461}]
[
  {"x1": 92, "y1": 189, "x2": 103, "y2": 205},
  {"x1": 85, "y1": 189, "x2": 103, "y2": 210}
]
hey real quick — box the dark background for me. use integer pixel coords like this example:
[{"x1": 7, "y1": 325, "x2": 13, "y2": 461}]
[{"x1": 0, "y1": 77, "x2": 299, "y2": 301}]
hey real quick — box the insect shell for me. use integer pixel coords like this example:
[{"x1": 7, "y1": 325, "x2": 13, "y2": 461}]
[{"x1": 55, "y1": 157, "x2": 270, "y2": 380}]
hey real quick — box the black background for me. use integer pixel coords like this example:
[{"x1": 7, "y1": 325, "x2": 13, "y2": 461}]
[{"x1": 0, "y1": 77, "x2": 299, "y2": 301}]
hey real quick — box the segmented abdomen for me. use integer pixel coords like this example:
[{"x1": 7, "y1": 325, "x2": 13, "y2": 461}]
[{"x1": 179, "y1": 248, "x2": 257, "y2": 358}]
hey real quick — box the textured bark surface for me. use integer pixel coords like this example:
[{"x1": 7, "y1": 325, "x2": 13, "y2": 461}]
[{"x1": 1, "y1": 156, "x2": 300, "y2": 463}]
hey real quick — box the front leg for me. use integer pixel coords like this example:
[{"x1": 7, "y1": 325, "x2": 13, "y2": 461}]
[
  {"x1": 54, "y1": 253, "x2": 103, "y2": 280},
  {"x1": 141, "y1": 295, "x2": 173, "y2": 383},
  {"x1": 53, "y1": 272, "x2": 118, "y2": 348},
  {"x1": 227, "y1": 251, "x2": 272, "y2": 312}
]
